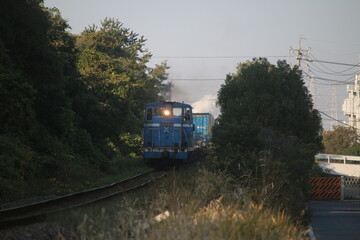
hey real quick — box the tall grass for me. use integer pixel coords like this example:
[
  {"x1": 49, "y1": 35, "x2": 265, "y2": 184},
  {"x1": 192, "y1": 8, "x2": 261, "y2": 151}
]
[{"x1": 74, "y1": 167, "x2": 306, "y2": 240}]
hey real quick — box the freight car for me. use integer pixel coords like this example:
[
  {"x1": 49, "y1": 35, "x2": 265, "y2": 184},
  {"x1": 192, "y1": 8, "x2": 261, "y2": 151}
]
[
  {"x1": 193, "y1": 113, "x2": 215, "y2": 146},
  {"x1": 143, "y1": 101, "x2": 195, "y2": 164}
]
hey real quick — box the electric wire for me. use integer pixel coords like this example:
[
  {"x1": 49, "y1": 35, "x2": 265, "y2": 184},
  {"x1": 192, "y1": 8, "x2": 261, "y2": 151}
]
[
  {"x1": 303, "y1": 71, "x2": 354, "y2": 85},
  {"x1": 167, "y1": 78, "x2": 224, "y2": 81},
  {"x1": 319, "y1": 111, "x2": 358, "y2": 130},
  {"x1": 306, "y1": 53, "x2": 360, "y2": 73},
  {"x1": 307, "y1": 53, "x2": 360, "y2": 67},
  {"x1": 313, "y1": 75, "x2": 355, "y2": 83},
  {"x1": 307, "y1": 61, "x2": 360, "y2": 76},
  {"x1": 303, "y1": 53, "x2": 359, "y2": 86},
  {"x1": 152, "y1": 55, "x2": 289, "y2": 59},
  {"x1": 311, "y1": 81, "x2": 350, "y2": 86},
  {"x1": 306, "y1": 77, "x2": 353, "y2": 86}
]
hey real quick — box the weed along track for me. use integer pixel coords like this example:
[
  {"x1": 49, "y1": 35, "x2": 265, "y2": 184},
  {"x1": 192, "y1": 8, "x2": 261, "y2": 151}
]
[{"x1": 0, "y1": 170, "x2": 166, "y2": 229}]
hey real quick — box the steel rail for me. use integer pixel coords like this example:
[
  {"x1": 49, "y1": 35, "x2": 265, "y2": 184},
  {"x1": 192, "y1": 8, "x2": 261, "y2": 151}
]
[{"x1": 0, "y1": 170, "x2": 166, "y2": 228}]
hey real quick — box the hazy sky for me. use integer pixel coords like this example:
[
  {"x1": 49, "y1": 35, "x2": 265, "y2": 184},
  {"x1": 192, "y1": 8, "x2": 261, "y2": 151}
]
[{"x1": 44, "y1": 0, "x2": 360, "y2": 130}]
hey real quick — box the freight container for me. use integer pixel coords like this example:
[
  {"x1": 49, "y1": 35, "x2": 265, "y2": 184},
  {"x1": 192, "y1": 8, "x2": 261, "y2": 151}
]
[{"x1": 193, "y1": 113, "x2": 215, "y2": 146}]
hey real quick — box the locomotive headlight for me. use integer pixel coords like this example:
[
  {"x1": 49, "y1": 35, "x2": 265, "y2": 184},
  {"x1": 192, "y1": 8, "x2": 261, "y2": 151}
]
[{"x1": 163, "y1": 110, "x2": 170, "y2": 116}]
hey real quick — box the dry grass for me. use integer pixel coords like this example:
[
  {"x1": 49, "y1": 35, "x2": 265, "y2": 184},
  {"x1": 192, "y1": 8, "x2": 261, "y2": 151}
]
[{"x1": 75, "y1": 167, "x2": 307, "y2": 240}]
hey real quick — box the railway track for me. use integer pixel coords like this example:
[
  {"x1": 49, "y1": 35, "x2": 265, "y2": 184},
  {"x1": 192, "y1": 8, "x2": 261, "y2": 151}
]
[{"x1": 0, "y1": 170, "x2": 166, "y2": 229}]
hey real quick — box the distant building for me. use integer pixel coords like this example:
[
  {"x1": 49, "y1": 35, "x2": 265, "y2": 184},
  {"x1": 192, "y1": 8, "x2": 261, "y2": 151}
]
[{"x1": 342, "y1": 74, "x2": 360, "y2": 132}]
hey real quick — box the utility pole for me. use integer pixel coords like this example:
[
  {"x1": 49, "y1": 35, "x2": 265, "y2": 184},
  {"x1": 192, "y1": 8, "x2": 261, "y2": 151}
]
[
  {"x1": 289, "y1": 37, "x2": 311, "y2": 68},
  {"x1": 290, "y1": 38, "x2": 318, "y2": 111}
]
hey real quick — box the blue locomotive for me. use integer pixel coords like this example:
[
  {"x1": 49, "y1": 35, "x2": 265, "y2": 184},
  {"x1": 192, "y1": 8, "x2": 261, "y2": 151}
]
[{"x1": 143, "y1": 101, "x2": 195, "y2": 163}]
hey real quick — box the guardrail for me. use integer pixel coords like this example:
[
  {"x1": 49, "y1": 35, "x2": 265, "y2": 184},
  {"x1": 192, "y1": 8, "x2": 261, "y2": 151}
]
[{"x1": 315, "y1": 153, "x2": 360, "y2": 164}]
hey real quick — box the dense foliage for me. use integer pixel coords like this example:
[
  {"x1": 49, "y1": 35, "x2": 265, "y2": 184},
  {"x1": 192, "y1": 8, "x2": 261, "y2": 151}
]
[
  {"x1": 72, "y1": 168, "x2": 306, "y2": 239},
  {"x1": 322, "y1": 125, "x2": 360, "y2": 155},
  {"x1": 212, "y1": 58, "x2": 323, "y2": 219},
  {"x1": 0, "y1": 0, "x2": 169, "y2": 202}
]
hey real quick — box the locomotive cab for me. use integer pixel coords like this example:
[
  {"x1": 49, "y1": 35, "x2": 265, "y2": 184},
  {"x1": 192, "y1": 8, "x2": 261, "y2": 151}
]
[
  {"x1": 143, "y1": 102, "x2": 195, "y2": 164},
  {"x1": 145, "y1": 103, "x2": 192, "y2": 122}
]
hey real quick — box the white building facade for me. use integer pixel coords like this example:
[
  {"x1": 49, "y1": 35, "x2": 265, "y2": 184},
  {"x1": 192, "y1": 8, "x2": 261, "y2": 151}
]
[{"x1": 342, "y1": 74, "x2": 360, "y2": 131}]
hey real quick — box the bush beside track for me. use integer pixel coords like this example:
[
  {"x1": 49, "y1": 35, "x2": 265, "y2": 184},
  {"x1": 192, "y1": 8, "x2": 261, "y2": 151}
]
[
  {"x1": 1, "y1": 156, "x2": 150, "y2": 208},
  {"x1": 65, "y1": 163, "x2": 308, "y2": 240}
]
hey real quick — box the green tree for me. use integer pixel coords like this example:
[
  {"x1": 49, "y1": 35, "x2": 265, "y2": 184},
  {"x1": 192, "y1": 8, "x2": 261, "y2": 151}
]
[
  {"x1": 0, "y1": 0, "x2": 79, "y2": 200},
  {"x1": 0, "y1": 2, "x2": 170, "y2": 202},
  {"x1": 212, "y1": 58, "x2": 323, "y2": 218},
  {"x1": 322, "y1": 125, "x2": 360, "y2": 155},
  {"x1": 75, "y1": 18, "x2": 170, "y2": 149},
  {"x1": 214, "y1": 58, "x2": 322, "y2": 158}
]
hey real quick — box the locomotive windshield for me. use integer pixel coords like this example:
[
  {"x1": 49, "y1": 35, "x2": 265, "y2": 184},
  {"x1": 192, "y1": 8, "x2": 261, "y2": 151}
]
[
  {"x1": 154, "y1": 107, "x2": 163, "y2": 116},
  {"x1": 172, "y1": 108, "x2": 182, "y2": 117},
  {"x1": 153, "y1": 107, "x2": 182, "y2": 117},
  {"x1": 145, "y1": 104, "x2": 192, "y2": 120}
]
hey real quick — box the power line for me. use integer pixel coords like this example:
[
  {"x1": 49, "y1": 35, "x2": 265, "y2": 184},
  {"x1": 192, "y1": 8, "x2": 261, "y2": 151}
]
[
  {"x1": 168, "y1": 78, "x2": 224, "y2": 81},
  {"x1": 303, "y1": 52, "x2": 360, "y2": 87},
  {"x1": 311, "y1": 59, "x2": 360, "y2": 67},
  {"x1": 152, "y1": 55, "x2": 289, "y2": 59},
  {"x1": 306, "y1": 54, "x2": 360, "y2": 67},
  {"x1": 311, "y1": 81, "x2": 351, "y2": 86},
  {"x1": 310, "y1": 79, "x2": 355, "y2": 86},
  {"x1": 312, "y1": 76, "x2": 355, "y2": 84},
  {"x1": 307, "y1": 61, "x2": 360, "y2": 76},
  {"x1": 304, "y1": 73, "x2": 354, "y2": 86},
  {"x1": 319, "y1": 111, "x2": 359, "y2": 130},
  {"x1": 307, "y1": 53, "x2": 360, "y2": 74},
  {"x1": 303, "y1": 72, "x2": 349, "y2": 86},
  {"x1": 183, "y1": 98, "x2": 217, "y2": 102}
]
